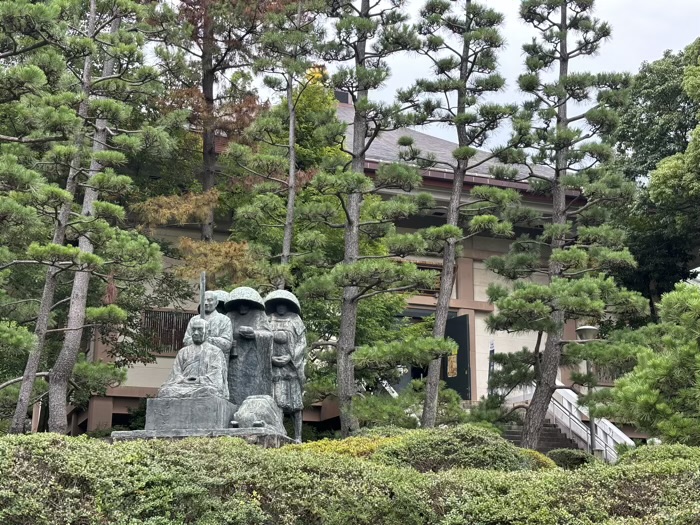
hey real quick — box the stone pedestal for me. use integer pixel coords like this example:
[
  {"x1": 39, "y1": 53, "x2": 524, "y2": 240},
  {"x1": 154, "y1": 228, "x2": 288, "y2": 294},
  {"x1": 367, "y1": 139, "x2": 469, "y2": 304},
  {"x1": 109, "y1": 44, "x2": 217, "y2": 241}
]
[
  {"x1": 232, "y1": 395, "x2": 286, "y2": 436},
  {"x1": 145, "y1": 397, "x2": 235, "y2": 431},
  {"x1": 110, "y1": 428, "x2": 293, "y2": 448}
]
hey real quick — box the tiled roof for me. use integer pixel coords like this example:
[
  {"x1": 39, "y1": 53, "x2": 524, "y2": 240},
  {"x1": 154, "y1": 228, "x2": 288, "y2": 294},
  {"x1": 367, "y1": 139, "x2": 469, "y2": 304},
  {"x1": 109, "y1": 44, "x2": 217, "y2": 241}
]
[{"x1": 336, "y1": 103, "x2": 552, "y2": 180}]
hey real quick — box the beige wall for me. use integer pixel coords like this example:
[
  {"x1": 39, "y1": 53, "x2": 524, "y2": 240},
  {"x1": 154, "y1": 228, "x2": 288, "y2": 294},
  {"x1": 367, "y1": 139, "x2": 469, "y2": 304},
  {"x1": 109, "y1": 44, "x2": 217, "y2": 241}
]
[{"x1": 123, "y1": 356, "x2": 175, "y2": 389}]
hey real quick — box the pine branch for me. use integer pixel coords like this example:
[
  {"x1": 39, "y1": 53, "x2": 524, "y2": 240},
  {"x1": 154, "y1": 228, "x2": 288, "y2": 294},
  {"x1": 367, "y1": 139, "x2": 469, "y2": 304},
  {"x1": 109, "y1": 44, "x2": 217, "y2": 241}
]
[
  {"x1": 0, "y1": 134, "x2": 67, "y2": 144},
  {"x1": 355, "y1": 283, "x2": 419, "y2": 301},
  {"x1": 45, "y1": 324, "x2": 100, "y2": 334}
]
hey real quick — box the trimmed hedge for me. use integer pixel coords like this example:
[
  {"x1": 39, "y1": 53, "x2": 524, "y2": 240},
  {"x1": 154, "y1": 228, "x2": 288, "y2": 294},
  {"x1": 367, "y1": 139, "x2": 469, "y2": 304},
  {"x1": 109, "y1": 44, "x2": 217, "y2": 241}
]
[
  {"x1": 616, "y1": 444, "x2": 700, "y2": 465},
  {"x1": 295, "y1": 425, "x2": 542, "y2": 472},
  {"x1": 2, "y1": 431, "x2": 700, "y2": 524},
  {"x1": 546, "y1": 448, "x2": 597, "y2": 470},
  {"x1": 371, "y1": 424, "x2": 533, "y2": 472}
]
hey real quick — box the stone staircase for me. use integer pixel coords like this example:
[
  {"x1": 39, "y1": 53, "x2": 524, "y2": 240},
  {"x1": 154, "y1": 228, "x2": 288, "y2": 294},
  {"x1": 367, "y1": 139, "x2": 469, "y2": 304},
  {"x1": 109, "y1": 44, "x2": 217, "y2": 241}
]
[{"x1": 502, "y1": 422, "x2": 580, "y2": 454}]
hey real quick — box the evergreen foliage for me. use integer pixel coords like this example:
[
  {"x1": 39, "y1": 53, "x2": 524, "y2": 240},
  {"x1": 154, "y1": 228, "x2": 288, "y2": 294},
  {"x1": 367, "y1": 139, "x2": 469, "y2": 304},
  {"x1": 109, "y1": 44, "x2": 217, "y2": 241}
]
[
  {"x1": 2, "y1": 433, "x2": 700, "y2": 524},
  {"x1": 484, "y1": 0, "x2": 647, "y2": 450},
  {"x1": 400, "y1": 0, "x2": 525, "y2": 427},
  {"x1": 606, "y1": 42, "x2": 700, "y2": 314},
  {"x1": 576, "y1": 284, "x2": 700, "y2": 444}
]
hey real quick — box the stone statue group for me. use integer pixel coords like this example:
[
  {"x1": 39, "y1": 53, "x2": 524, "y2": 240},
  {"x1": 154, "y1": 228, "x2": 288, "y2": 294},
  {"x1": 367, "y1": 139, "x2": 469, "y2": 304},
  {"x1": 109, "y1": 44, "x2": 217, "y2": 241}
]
[{"x1": 157, "y1": 287, "x2": 306, "y2": 442}]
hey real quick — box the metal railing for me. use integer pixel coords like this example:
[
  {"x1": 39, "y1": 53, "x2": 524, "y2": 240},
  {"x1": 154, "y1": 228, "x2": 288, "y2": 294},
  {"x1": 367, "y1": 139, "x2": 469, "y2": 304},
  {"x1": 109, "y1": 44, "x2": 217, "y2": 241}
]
[{"x1": 506, "y1": 382, "x2": 634, "y2": 463}]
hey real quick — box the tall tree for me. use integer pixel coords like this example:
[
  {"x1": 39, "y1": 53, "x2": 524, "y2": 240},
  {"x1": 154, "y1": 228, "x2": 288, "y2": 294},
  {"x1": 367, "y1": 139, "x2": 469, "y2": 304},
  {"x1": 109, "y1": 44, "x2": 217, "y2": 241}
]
[
  {"x1": 612, "y1": 45, "x2": 700, "y2": 182},
  {"x1": 232, "y1": 84, "x2": 455, "y2": 434},
  {"x1": 254, "y1": 1, "x2": 325, "y2": 279},
  {"x1": 606, "y1": 42, "x2": 700, "y2": 316},
  {"x1": 485, "y1": 0, "x2": 647, "y2": 449},
  {"x1": 153, "y1": 0, "x2": 270, "y2": 241},
  {"x1": 44, "y1": 0, "x2": 168, "y2": 433},
  {"x1": 402, "y1": 0, "x2": 525, "y2": 428},
  {"x1": 1, "y1": 0, "x2": 88, "y2": 433},
  {"x1": 316, "y1": 0, "x2": 436, "y2": 436}
]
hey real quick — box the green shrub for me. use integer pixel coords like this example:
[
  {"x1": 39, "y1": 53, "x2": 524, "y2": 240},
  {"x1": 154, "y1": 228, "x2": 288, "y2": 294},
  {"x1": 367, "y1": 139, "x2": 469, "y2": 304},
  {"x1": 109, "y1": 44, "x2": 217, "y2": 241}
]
[
  {"x1": 616, "y1": 444, "x2": 700, "y2": 465},
  {"x1": 291, "y1": 436, "x2": 399, "y2": 458},
  {"x1": 371, "y1": 424, "x2": 531, "y2": 472},
  {"x1": 353, "y1": 425, "x2": 413, "y2": 438},
  {"x1": 2, "y1": 433, "x2": 700, "y2": 524},
  {"x1": 0, "y1": 434, "x2": 436, "y2": 525},
  {"x1": 519, "y1": 448, "x2": 558, "y2": 470},
  {"x1": 546, "y1": 448, "x2": 597, "y2": 469}
]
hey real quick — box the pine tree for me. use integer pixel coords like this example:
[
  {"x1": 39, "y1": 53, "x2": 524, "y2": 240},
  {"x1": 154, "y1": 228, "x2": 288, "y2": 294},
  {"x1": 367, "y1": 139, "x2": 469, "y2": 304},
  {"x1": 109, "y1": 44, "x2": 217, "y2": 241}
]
[
  {"x1": 484, "y1": 0, "x2": 647, "y2": 449},
  {"x1": 31, "y1": 0, "x2": 169, "y2": 433},
  {"x1": 303, "y1": 0, "x2": 443, "y2": 436},
  {"x1": 153, "y1": 0, "x2": 271, "y2": 241},
  {"x1": 1, "y1": 0, "x2": 88, "y2": 433},
  {"x1": 401, "y1": 0, "x2": 525, "y2": 428},
  {"x1": 572, "y1": 283, "x2": 700, "y2": 444},
  {"x1": 253, "y1": 1, "x2": 326, "y2": 278}
]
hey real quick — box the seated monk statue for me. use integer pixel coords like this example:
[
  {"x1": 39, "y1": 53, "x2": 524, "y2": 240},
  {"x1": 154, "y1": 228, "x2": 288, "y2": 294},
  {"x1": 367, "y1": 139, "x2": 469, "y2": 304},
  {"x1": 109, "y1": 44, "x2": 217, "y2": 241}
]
[{"x1": 158, "y1": 318, "x2": 229, "y2": 400}]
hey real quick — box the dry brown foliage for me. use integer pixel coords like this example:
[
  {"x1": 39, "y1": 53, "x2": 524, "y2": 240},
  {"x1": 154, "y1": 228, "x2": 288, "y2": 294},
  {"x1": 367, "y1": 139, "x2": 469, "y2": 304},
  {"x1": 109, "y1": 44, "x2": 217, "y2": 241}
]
[
  {"x1": 132, "y1": 190, "x2": 221, "y2": 229},
  {"x1": 176, "y1": 237, "x2": 261, "y2": 288}
]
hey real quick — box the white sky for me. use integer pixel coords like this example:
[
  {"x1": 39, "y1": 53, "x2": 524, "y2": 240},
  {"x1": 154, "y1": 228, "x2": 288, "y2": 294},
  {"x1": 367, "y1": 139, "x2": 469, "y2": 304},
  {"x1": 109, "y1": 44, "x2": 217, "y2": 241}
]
[{"x1": 373, "y1": 0, "x2": 700, "y2": 144}]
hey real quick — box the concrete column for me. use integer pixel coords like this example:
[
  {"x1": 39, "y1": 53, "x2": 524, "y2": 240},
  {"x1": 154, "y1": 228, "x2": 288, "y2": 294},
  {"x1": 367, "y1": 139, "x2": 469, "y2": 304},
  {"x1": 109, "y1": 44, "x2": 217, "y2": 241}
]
[{"x1": 86, "y1": 396, "x2": 114, "y2": 432}]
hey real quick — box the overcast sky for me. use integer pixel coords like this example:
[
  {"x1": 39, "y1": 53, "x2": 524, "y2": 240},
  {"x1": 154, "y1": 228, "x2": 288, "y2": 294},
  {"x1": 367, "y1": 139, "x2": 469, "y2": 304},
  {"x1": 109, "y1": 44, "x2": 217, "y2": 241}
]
[{"x1": 374, "y1": 0, "x2": 700, "y2": 144}]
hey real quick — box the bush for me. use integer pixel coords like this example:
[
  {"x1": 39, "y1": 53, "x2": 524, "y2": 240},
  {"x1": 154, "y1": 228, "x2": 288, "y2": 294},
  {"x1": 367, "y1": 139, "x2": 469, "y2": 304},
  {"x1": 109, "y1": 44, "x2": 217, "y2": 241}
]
[
  {"x1": 291, "y1": 436, "x2": 399, "y2": 458},
  {"x1": 0, "y1": 434, "x2": 436, "y2": 525},
  {"x1": 371, "y1": 424, "x2": 532, "y2": 472},
  {"x1": 616, "y1": 444, "x2": 700, "y2": 465},
  {"x1": 546, "y1": 448, "x2": 597, "y2": 470},
  {"x1": 353, "y1": 425, "x2": 413, "y2": 438},
  {"x1": 2, "y1": 433, "x2": 700, "y2": 524},
  {"x1": 519, "y1": 448, "x2": 558, "y2": 470}
]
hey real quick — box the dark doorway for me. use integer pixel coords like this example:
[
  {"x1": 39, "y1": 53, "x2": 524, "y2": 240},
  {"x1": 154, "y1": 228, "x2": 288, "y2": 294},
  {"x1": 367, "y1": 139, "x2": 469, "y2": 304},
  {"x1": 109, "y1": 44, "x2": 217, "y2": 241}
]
[{"x1": 442, "y1": 314, "x2": 471, "y2": 400}]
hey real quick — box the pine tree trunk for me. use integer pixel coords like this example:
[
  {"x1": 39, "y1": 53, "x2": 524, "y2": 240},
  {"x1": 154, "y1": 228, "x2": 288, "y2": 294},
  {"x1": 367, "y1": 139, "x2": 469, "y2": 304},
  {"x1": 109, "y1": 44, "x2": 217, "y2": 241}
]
[
  {"x1": 423, "y1": 12, "x2": 472, "y2": 427},
  {"x1": 200, "y1": 8, "x2": 216, "y2": 242},
  {"x1": 47, "y1": 17, "x2": 120, "y2": 434},
  {"x1": 422, "y1": 168, "x2": 465, "y2": 427},
  {"x1": 10, "y1": 270, "x2": 57, "y2": 433},
  {"x1": 8, "y1": 0, "x2": 97, "y2": 434},
  {"x1": 280, "y1": 74, "x2": 297, "y2": 276},
  {"x1": 337, "y1": 0, "x2": 370, "y2": 436},
  {"x1": 520, "y1": 4, "x2": 569, "y2": 450}
]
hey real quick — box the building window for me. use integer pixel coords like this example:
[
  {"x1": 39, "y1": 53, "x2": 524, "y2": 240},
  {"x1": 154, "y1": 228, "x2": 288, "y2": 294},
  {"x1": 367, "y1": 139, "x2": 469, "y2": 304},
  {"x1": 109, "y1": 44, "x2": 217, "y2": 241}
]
[{"x1": 142, "y1": 309, "x2": 195, "y2": 355}]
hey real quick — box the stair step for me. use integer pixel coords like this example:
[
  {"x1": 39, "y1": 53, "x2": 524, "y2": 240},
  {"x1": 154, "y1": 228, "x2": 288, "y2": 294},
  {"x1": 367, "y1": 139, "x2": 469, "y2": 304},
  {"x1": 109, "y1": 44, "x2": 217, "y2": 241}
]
[{"x1": 502, "y1": 423, "x2": 582, "y2": 454}]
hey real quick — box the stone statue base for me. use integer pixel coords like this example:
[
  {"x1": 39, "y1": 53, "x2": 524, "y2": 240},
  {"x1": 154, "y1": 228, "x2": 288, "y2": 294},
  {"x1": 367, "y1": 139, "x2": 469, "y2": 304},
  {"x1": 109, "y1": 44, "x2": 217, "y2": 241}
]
[
  {"x1": 110, "y1": 394, "x2": 292, "y2": 448},
  {"x1": 232, "y1": 395, "x2": 287, "y2": 436},
  {"x1": 145, "y1": 397, "x2": 235, "y2": 431},
  {"x1": 110, "y1": 427, "x2": 293, "y2": 448}
]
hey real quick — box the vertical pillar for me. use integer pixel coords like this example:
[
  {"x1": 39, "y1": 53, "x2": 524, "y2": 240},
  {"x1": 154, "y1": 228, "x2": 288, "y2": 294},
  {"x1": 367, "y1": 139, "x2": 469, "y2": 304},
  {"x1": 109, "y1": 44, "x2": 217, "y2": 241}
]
[{"x1": 86, "y1": 396, "x2": 114, "y2": 432}]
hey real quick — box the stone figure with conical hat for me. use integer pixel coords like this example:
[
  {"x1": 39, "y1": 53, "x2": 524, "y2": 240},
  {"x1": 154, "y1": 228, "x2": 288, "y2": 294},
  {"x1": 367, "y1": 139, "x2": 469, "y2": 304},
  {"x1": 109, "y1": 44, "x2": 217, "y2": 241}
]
[
  {"x1": 225, "y1": 287, "x2": 274, "y2": 407},
  {"x1": 265, "y1": 290, "x2": 306, "y2": 442},
  {"x1": 159, "y1": 318, "x2": 229, "y2": 400},
  {"x1": 183, "y1": 290, "x2": 233, "y2": 360}
]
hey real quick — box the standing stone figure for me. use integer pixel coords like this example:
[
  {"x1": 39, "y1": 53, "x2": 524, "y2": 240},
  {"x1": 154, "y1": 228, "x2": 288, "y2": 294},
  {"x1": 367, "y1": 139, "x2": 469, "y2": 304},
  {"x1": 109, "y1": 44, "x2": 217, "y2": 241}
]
[
  {"x1": 264, "y1": 290, "x2": 306, "y2": 443},
  {"x1": 212, "y1": 289, "x2": 229, "y2": 314},
  {"x1": 225, "y1": 287, "x2": 273, "y2": 407},
  {"x1": 159, "y1": 318, "x2": 229, "y2": 399},
  {"x1": 184, "y1": 290, "x2": 233, "y2": 360}
]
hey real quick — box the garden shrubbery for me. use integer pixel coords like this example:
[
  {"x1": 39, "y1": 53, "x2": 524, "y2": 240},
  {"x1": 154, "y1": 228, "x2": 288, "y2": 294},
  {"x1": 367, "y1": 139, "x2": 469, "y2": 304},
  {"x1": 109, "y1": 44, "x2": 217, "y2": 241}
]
[
  {"x1": 546, "y1": 448, "x2": 597, "y2": 470},
  {"x1": 296, "y1": 425, "x2": 542, "y2": 472},
  {"x1": 1, "y1": 428, "x2": 700, "y2": 524}
]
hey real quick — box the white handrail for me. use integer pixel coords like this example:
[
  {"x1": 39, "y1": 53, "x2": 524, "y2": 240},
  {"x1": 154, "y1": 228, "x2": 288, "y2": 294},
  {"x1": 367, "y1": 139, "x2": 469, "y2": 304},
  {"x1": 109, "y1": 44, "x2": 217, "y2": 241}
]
[{"x1": 506, "y1": 382, "x2": 634, "y2": 463}]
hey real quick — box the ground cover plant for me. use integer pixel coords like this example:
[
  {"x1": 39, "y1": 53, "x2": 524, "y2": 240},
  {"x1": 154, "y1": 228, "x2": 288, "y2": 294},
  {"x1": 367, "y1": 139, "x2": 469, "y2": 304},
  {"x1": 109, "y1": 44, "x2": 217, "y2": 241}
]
[{"x1": 1, "y1": 427, "x2": 699, "y2": 524}]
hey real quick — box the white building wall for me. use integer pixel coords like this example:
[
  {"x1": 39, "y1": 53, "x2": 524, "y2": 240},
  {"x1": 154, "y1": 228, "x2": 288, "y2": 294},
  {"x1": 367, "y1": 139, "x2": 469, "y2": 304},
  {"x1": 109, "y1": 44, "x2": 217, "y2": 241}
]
[{"x1": 471, "y1": 260, "x2": 547, "y2": 400}]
